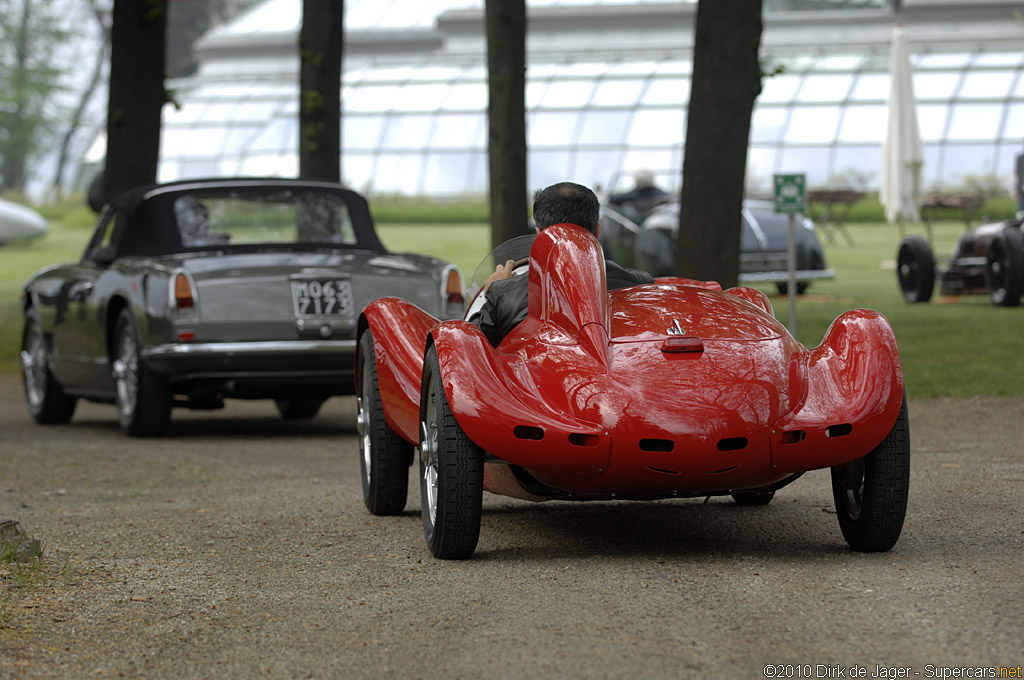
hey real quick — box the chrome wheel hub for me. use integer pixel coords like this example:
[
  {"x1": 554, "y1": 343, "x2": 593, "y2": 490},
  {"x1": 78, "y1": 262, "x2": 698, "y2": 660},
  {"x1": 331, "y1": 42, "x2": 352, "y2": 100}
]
[
  {"x1": 113, "y1": 332, "x2": 139, "y2": 417},
  {"x1": 21, "y1": 328, "x2": 46, "y2": 407},
  {"x1": 356, "y1": 395, "x2": 371, "y2": 487},
  {"x1": 420, "y1": 419, "x2": 438, "y2": 527}
]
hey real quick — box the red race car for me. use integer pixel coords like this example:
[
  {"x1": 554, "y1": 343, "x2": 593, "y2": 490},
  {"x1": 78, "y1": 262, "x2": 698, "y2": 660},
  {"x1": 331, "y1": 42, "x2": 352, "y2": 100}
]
[{"x1": 356, "y1": 224, "x2": 909, "y2": 559}]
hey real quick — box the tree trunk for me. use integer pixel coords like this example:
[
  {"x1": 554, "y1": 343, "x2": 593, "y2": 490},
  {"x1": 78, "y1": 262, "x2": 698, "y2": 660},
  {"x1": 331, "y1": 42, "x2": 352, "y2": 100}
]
[
  {"x1": 0, "y1": 0, "x2": 34, "y2": 191},
  {"x1": 485, "y1": 0, "x2": 527, "y2": 249},
  {"x1": 102, "y1": 0, "x2": 168, "y2": 204},
  {"x1": 299, "y1": 0, "x2": 343, "y2": 183},
  {"x1": 675, "y1": 0, "x2": 763, "y2": 289}
]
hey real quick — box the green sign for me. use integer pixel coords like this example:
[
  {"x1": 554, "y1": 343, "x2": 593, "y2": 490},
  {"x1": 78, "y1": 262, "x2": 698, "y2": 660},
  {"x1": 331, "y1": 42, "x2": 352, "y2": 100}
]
[{"x1": 773, "y1": 173, "x2": 806, "y2": 213}]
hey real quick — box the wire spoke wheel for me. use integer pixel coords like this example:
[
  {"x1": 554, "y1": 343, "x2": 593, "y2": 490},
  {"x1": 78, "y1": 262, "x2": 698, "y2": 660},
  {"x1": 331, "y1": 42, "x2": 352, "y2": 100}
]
[
  {"x1": 831, "y1": 395, "x2": 910, "y2": 552},
  {"x1": 418, "y1": 344, "x2": 483, "y2": 559},
  {"x1": 356, "y1": 331, "x2": 411, "y2": 515},
  {"x1": 985, "y1": 229, "x2": 1024, "y2": 307},
  {"x1": 112, "y1": 309, "x2": 171, "y2": 437},
  {"x1": 20, "y1": 312, "x2": 76, "y2": 424}
]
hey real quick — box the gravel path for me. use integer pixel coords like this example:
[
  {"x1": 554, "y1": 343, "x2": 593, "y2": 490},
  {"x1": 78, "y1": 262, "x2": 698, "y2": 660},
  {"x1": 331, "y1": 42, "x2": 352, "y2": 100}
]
[{"x1": 1, "y1": 374, "x2": 1022, "y2": 679}]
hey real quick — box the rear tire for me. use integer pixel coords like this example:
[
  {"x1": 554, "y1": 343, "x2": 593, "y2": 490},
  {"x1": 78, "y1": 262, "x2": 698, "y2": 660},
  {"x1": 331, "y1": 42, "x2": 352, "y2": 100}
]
[
  {"x1": 112, "y1": 309, "x2": 172, "y2": 437},
  {"x1": 831, "y1": 395, "x2": 910, "y2": 552},
  {"x1": 419, "y1": 344, "x2": 484, "y2": 559},
  {"x1": 21, "y1": 310, "x2": 76, "y2": 424},
  {"x1": 274, "y1": 397, "x2": 324, "y2": 420},
  {"x1": 984, "y1": 228, "x2": 1024, "y2": 307},
  {"x1": 357, "y1": 331, "x2": 412, "y2": 515},
  {"x1": 897, "y1": 236, "x2": 935, "y2": 303}
]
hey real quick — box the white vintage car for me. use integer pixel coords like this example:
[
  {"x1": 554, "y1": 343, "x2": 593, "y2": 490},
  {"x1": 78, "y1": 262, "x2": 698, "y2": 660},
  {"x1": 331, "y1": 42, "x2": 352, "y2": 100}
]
[{"x1": 0, "y1": 198, "x2": 48, "y2": 243}]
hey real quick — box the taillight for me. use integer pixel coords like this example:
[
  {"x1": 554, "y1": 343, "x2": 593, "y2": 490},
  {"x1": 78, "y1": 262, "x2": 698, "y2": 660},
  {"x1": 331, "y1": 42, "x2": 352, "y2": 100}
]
[
  {"x1": 172, "y1": 270, "x2": 199, "y2": 324},
  {"x1": 441, "y1": 265, "x2": 465, "y2": 318},
  {"x1": 174, "y1": 273, "x2": 194, "y2": 310}
]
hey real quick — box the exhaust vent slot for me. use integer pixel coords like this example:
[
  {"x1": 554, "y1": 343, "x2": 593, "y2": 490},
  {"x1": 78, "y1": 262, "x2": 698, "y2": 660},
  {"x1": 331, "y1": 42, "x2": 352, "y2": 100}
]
[
  {"x1": 826, "y1": 423, "x2": 853, "y2": 438},
  {"x1": 647, "y1": 466, "x2": 680, "y2": 475},
  {"x1": 717, "y1": 437, "x2": 748, "y2": 452},
  {"x1": 639, "y1": 438, "x2": 674, "y2": 452},
  {"x1": 780, "y1": 430, "x2": 806, "y2": 445},
  {"x1": 568, "y1": 433, "x2": 600, "y2": 447},
  {"x1": 513, "y1": 425, "x2": 544, "y2": 441},
  {"x1": 710, "y1": 465, "x2": 739, "y2": 475}
]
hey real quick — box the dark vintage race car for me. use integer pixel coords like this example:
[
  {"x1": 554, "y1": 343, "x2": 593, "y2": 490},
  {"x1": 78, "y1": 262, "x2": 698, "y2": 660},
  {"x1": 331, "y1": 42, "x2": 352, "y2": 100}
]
[
  {"x1": 599, "y1": 198, "x2": 834, "y2": 295},
  {"x1": 356, "y1": 223, "x2": 909, "y2": 559},
  {"x1": 897, "y1": 214, "x2": 1024, "y2": 306},
  {"x1": 20, "y1": 177, "x2": 464, "y2": 436}
]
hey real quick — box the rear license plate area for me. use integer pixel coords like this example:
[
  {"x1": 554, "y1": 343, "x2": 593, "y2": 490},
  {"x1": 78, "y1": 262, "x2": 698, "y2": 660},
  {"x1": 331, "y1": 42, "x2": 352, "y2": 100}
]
[{"x1": 290, "y1": 278, "x2": 353, "y2": 318}]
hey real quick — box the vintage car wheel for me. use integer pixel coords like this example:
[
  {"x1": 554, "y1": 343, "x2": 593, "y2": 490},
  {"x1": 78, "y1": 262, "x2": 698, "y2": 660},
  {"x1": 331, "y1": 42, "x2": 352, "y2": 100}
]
[
  {"x1": 20, "y1": 311, "x2": 77, "y2": 424},
  {"x1": 356, "y1": 331, "x2": 411, "y2": 515},
  {"x1": 274, "y1": 397, "x2": 324, "y2": 420},
  {"x1": 984, "y1": 228, "x2": 1024, "y2": 307},
  {"x1": 112, "y1": 309, "x2": 172, "y2": 437},
  {"x1": 896, "y1": 235, "x2": 935, "y2": 303},
  {"x1": 831, "y1": 395, "x2": 909, "y2": 552},
  {"x1": 419, "y1": 344, "x2": 484, "y2": 559},
  {"x1": 731, "y1": 490, "x2": 775, "y2": 506}
]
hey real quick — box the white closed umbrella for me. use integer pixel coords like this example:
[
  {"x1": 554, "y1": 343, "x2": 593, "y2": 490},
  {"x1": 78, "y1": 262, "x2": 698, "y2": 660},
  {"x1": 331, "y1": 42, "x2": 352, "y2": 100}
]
[{"x1": 880, "y1": 24, "x2": 924, "y2": 233}]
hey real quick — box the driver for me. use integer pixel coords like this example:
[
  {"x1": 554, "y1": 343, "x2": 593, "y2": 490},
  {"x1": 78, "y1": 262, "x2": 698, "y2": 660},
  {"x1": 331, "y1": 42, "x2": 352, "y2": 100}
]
[{"x1": 476, "y1": 181, "x2": 654, "y2": 347}]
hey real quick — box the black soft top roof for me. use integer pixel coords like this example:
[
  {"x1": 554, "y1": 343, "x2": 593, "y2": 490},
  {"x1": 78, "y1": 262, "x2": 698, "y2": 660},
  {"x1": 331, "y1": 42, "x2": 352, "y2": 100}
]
[{"x1": 107, "y1": 177, "x2": 387, "y2": 257}]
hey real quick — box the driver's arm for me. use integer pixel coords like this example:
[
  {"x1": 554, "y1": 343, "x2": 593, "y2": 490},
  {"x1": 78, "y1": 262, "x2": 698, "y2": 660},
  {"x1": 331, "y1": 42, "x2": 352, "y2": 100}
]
[{"x1": 481, "y1": 259, "x2": 516, "y2": 298}]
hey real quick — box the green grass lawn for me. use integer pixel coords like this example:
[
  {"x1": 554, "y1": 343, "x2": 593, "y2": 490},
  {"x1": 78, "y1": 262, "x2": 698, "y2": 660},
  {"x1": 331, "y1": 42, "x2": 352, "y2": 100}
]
[{"x1": 3, "y1": 200, "x2": 1021, "y2": 398}]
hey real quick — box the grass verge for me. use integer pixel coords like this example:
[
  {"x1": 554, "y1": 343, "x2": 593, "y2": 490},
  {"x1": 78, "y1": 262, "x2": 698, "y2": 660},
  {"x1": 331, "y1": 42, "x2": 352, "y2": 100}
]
[{"x1": 2, "y1": 198, "x2": 1021, "y2": 398}]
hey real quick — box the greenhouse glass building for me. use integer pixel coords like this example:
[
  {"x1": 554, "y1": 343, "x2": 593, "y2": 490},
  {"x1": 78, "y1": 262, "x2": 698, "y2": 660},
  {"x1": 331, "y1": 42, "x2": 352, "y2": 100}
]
[{"x1": 112, "y1": 0, "x2": 1024, "y2": 197}]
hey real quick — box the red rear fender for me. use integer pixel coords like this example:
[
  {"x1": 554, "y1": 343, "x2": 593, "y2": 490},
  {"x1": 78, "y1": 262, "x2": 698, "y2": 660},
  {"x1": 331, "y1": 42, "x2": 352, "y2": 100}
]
[
  {"x1": 771, "y1": 309, "x2": 904, "y2": 472},
  {"x1": 359, "y1": 298, "x2": 438, "y2": 443},
  {"x1": 433, "y1": 322, "x2": 612, "y2": 477}
]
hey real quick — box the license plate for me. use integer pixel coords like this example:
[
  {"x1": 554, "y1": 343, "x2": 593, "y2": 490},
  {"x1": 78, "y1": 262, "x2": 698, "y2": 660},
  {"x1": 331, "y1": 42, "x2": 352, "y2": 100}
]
[{"x1": 290, "y1": 278, "x2": 353, "y2": 318}]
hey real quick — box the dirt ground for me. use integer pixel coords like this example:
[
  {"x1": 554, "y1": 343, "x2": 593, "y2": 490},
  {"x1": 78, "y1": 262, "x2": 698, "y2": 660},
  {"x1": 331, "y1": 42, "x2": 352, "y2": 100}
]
[{"x1": 1, "y1": 373, "x2": 1022, "y2": 679}]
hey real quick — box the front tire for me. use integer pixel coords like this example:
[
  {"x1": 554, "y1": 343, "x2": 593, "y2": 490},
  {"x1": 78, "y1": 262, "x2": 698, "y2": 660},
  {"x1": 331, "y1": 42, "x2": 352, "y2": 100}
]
[
  {"x1": 21, "y1": 310, "x2": 76, "y2": 424},
  {"x1": 112, "y1": 309, "x2": 172, "y2": 437},
  {"x1": 897, "y1": 236, "x2": 935, "y2": 303},
  {"x1": 419, "y1": 344, "x2": 484, "y2": 559},
  {"x1": 984, "y1": 228, "x2": 1024, "y2": 307},
  {"x1": 831, "y1": 395, "x2": 910, "y2": 552},
  {"x1": 357, "y1": 331, "x2": 412, "y2": 515}
]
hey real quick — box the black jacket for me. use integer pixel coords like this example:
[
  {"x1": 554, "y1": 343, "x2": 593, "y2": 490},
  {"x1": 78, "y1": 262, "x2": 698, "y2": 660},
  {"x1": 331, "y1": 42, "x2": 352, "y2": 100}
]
[{"x1": 475, "y1": 260, "x2": 654, "y2": 347}]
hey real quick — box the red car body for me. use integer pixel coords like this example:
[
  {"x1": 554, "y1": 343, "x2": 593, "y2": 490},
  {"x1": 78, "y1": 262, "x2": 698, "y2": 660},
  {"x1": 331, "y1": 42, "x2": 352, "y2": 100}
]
[{"x1": 357, "y1": 224, "x2": 909, "y2": 558}]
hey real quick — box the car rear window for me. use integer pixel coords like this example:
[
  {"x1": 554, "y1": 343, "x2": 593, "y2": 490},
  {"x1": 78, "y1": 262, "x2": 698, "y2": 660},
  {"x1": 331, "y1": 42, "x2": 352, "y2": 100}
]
[{"x1": 174, "y1": 190, "x2": 358, "y2": 248}]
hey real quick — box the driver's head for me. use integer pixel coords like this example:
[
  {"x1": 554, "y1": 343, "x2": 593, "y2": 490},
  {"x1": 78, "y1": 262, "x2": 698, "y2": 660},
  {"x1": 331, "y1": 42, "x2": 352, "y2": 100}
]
[{"x1": 532, "y1": 182, "x2": 600, "y2": 236}]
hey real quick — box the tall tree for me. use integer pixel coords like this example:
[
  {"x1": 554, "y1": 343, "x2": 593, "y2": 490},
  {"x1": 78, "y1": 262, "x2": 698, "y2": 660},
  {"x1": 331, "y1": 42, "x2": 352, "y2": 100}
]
[
  {"x1": 101, "y1": 0, "x2": 168, "y2": 204},
  {"x1": 674, "y1": 0, "x2": 763, "y2": 289},
  {"x1": 298, "y1": 0, "x2": 343, "y2": 183},
  {"x1": 0, "y1": 0, "x2": 68, "y2": 192},
  {"x1": 485, "y1": 0, "x2": 527, "y2": 248}
]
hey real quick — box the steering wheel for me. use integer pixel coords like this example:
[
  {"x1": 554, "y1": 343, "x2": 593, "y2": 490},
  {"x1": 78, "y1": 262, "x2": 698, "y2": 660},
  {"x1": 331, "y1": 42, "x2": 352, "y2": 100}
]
[{"x1": 463, "y1": 257, "x2": 531, "y2": 321}]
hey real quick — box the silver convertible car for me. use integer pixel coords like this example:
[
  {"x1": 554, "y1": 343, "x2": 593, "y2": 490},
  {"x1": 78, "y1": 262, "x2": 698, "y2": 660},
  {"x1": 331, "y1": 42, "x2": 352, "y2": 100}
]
[{"x1": 20, "y1": 178, "x2": 465, "y2": 436}]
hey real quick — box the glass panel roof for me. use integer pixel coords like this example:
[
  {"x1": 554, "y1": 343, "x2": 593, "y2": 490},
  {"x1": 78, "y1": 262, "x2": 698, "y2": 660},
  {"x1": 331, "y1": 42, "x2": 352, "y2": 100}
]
[
  {"x1": 795, "y1": 75, "x2": 854, "y2": 103},
  {"x1": 958, "y1": 72, "x2": 1015, "y2": 100},
  {"x1": 946, "y1": 104, "x2": 1003, "y2": 141},
  {"x1": 591, "y1": 79, "x2": 646, "y2": 108},
  {"x1": 150, "y1": 3, "x2": 1024, "y2": 198}
]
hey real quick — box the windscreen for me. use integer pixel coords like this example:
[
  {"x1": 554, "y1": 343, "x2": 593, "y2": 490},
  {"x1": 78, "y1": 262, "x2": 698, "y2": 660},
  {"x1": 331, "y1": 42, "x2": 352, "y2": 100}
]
[{"x1": 174, "y1": 189, "x2": 358, "y2": 248}]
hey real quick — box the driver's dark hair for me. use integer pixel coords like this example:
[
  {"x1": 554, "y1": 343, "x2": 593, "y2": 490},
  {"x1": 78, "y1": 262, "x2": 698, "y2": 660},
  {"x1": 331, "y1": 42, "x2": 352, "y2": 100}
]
[{"x1": 532, "y1": 182, "x2": 600, "y2": 235}]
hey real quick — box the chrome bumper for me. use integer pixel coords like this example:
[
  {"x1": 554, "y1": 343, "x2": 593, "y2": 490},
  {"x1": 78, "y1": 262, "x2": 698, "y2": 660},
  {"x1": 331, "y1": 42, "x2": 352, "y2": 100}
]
[{"x1": 140, "y1": 339, "x2": 357, "y2": 376}]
